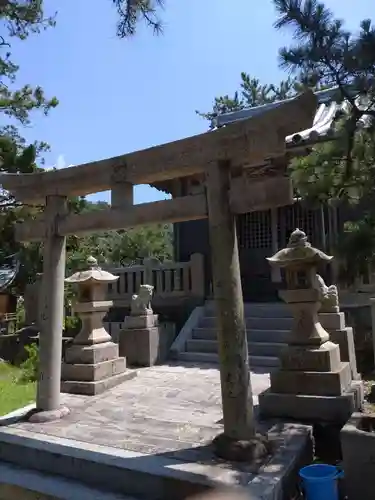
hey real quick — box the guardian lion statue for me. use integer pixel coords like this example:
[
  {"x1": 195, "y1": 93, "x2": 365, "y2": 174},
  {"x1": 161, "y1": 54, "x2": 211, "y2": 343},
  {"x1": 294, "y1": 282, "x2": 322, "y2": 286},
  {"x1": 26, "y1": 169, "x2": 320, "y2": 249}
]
[
  {"x1": 313, "y1": 274, "x2": 339, "y2": 312},
  {"x1": 130, "y1": 284, "x2": 154, "y2": 316}
]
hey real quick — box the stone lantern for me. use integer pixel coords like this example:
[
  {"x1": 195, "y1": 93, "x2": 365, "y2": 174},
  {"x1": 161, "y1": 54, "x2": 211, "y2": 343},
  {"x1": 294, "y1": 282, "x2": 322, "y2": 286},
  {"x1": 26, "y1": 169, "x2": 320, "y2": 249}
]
[
  {"x1": 258, "y1": 229, "x2": 363, "y2": 423},
  {"x1": 267, "y1": 227, "x2": 333, "y2": 346},
  {"x1": 61, "y1": 256, "x2": 136, "y2": 395}
]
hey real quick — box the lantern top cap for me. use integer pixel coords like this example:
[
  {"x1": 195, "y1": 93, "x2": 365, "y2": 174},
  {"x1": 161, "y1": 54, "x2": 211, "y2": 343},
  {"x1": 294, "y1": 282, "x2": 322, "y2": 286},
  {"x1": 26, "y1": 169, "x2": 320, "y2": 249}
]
[
  {"x1": 87, "y1": 256, "x2": 98, "y2": 268},
  {"x1": 287, "y1": 228, "x2": 308, "y2": 248},
  {"x1": 65, "y1": 256, "x2": 119, "y2": 285},
  {"x1": 267, "y1": 228, "x2": 333, "y2": 268}
]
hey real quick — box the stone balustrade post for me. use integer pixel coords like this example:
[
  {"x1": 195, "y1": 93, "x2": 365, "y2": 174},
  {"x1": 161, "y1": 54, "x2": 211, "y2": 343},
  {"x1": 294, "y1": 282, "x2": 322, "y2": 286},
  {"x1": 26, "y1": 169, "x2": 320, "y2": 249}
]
[{"x1": 143, "y1": 258, "x2": 154, "y2": 287}]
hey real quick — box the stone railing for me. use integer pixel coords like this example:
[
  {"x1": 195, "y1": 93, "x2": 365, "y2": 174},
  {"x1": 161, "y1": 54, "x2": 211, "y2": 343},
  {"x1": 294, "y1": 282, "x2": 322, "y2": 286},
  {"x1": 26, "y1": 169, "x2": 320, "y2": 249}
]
[
  {"x1": 23, "y1": 254, "x2": 206, "y2": 325},
  {"x1": 106, "y1": 253, "x2": 205, "y2": 307}
]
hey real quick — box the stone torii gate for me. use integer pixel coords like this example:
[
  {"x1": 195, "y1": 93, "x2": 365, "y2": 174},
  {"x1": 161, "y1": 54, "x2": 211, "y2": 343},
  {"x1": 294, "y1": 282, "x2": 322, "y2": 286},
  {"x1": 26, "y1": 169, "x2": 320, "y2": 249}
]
[{"x1": 0, "y1": 91, "x2": 316, "y2": 456}]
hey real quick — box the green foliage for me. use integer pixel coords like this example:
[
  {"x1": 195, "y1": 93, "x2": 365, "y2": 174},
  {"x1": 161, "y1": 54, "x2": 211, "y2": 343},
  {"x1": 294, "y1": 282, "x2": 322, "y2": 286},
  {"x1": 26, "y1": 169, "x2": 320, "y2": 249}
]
[
  {"x1": 197, "y1": 73, "x2": 305, "y2": 128},
  {"x1": 273, "y1": 0, "x2": 375, "y2": 194},
  {"x1": 0, "y1": 0, "x2": 58, "y2": 126},
  {"x1": 19, "y1": 343, "x2": 39, "y2": 383},
  {"x1": 272, "y1": 0, "x2": 375, "y2": 271},
  {"x1": 336, "y1": 215, "x2": 375, "y2": 285},
  {"x1": 0, "y1": 1, "x2": 58, "y2": 179},
  {"x1": 15, "y1": 298, "x2": 25, "y2": 330},
  {"x1": 0, "y1": 1, "x2": 58, "y2": 294},
  {"x1": 62, "y1": 201, "x2": 173, "y2": 304},
  {"x1": 64, "y1": 315, "x2": 80, "y2": 335},
  {"x1": 289, "y1": 126, "x2": 375, "y2": 203},
  {"x1": 273, "y1": 0, "x2": 375, "y2": 98},
  {"x1": 64, "y1": 200, "x2": 173, "y2": 275},
  {"x1": 201, "y1": 2, "x2": 375, "y2": 276},
  {"x1": 0, "y1": 362, "x2": 35, "y2": 416},
  {"x1": 201, "y1": 2, "x2": 375, "y2": 202}
]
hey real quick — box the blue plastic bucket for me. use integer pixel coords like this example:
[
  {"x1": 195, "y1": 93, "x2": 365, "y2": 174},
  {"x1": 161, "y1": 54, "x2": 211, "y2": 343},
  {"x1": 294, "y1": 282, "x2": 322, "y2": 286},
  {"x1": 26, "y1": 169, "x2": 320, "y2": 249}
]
[{"x1": 299, "y1": 463, "x2": 343, "y2": 500}]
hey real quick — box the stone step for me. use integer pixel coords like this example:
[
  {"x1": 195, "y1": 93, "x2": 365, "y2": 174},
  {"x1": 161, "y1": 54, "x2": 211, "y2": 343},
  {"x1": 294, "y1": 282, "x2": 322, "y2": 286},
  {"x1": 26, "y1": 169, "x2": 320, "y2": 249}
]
[
  {"x1": 192, "y1": 327, "x2": 291, "y2": 343},
  {"x1": 177, "y1": 351, "x2": 280, "y2": 369},
  {"x1": 204, "y1": 302, "x2": 292, "y2": 317},
  {"x1": 0, "y1": 460, "x2": 137, "y2": 500},
  {"x1": 186, "y1": 339, "x2": 286, "y2": 357},
  {"x1": 200, "y1": 316, "x2": 293, "y2": 330},
  {"x1": 0, "y1": 430, "x2": 214, "y2": 500}
]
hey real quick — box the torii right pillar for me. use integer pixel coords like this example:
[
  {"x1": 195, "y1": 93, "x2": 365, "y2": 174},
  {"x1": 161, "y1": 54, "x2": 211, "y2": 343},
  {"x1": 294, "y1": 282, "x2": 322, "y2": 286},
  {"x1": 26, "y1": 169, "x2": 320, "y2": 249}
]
[
  {"x1": 259, "y1": 229, "x2": 363, "y2": 424},
  {"x1": 205, "y1": 159, "x2": 271, "y2": 461}
]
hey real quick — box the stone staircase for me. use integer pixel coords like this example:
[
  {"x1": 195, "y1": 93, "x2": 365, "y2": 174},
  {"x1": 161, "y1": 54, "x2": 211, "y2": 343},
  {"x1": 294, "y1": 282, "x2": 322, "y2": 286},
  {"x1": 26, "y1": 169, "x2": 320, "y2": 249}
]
[{"x1": 174, "y1": 302, "x2": 293, "y2": 372}]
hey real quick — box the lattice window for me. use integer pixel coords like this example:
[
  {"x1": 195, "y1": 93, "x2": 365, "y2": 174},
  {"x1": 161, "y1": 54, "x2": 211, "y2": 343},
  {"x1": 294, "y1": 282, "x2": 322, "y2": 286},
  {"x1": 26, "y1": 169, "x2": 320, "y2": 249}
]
[
  {"x1": 237, "y1": 210, "x2": 272, "y2": 249},
  {"x1": 278, "y1": 203, "x2": 319, "y2": 248}
]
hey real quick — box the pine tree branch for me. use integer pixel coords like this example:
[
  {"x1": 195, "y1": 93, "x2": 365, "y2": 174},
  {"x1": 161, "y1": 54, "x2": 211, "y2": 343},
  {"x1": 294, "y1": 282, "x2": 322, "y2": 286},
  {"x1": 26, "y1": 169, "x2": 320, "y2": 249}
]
[{"x1": 112, "y1": 0, "x2": 164, "y2": 37}]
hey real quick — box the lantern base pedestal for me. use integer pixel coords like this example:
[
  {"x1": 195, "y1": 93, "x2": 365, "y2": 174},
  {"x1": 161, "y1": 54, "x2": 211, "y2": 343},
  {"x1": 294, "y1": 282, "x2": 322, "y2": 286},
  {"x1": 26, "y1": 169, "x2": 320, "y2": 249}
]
[
  {"x1": 269, "y1": 361, "x2": 352, "y2": 397},
  {"x1": 61, "y1": 369, "x2": 137, "y2": 396},
  {"x1": 61, "y1": 341, "x2": 137, "y2": 396},
  {"x1": 258, "y1": 380, "x2": 364, "y2": 424}
]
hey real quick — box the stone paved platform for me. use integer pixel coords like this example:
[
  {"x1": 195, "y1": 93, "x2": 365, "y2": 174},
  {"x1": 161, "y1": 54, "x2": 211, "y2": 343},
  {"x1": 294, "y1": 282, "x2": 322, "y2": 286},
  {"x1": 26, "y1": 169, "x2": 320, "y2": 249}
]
[
  {"x1": 0, "y1": 363, "x2": 312, "y2": 499},
  {"x1": 12, "y1": 362, "x2": 271, "y2": 458}
]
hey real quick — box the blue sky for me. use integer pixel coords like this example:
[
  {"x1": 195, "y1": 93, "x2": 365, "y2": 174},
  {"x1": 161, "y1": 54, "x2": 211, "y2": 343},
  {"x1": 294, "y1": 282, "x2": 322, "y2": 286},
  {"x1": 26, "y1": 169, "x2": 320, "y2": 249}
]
[{"x1": 11, "y1": 0, "x2": 373, "y2": 203}]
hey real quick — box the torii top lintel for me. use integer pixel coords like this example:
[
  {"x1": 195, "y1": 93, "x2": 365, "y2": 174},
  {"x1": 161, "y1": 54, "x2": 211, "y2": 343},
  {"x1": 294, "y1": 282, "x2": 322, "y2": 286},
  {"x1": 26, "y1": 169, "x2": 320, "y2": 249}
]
[{"x1": 0, "y1": 91, "x2": 316, "y2": 205}]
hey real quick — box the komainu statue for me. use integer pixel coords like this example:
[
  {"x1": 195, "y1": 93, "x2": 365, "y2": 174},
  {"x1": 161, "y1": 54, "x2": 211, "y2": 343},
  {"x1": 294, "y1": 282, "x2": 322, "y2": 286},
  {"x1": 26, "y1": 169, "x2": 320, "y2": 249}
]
[
  {"x1": 130, "y1": 284, "x2": 154, "y2": 316},
  {"x1": 313, "y1": 274, "x2": 339, "y2": 313}
]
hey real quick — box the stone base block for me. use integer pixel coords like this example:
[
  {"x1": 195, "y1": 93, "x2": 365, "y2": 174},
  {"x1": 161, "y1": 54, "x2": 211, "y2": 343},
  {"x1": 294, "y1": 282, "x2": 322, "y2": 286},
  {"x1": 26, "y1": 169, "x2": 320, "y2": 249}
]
[
  {"x1": 61, "y1": 369, "x2": 137, "y2": 396},
  {"x1": 319, "y1": 312, "x2": 346, "y2": 331},
  {"x1": 119, "y1": 326, "x2": 160, "y2": 367},
  {"x1": 341, "y1": 412, "x2": 375, "y2": 500},
  {"x1": 124, "y1": 314, "x2": 158, "y2": 329},
  {"x1": 62, "y1": 357, "x2": 126, "y2": 382},
  {"x1": 280, "y1": 341, "x2": 341, "y2": 372},
  {"x1": 352, "y1": 379, "x2": 365, "y2": 409},
  {"x1": 270, "y1": 362, "x2": 352, "y2": 396},
  {"x1": 64, "y1": 341, "x2": 119, "y2": 364},
  {"x1": 329, "y1": 327, "x2": 361, "y2": 381},
  {"x1": 27, "y1": 406, "x2": 70, "y2": 423},
  {"x1": 259, "y1": 383, "x2": 361, "y2": 424}
]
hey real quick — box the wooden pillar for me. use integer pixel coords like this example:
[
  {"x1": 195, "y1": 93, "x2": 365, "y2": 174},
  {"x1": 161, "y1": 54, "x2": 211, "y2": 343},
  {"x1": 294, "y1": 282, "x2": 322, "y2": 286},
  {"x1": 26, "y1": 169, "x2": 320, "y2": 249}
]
[
  {"x1": 271, "y1": 208, "x2": 281, "y2": 283},
  {"x1": 320, "y1": 203, "x2": 327, "y2": 251},
  {"x1": 35, "y1": 195, "x2": 68, "y2": 418},
  {"x1": 172, "y1": 179, "x2": 183, "y2": 262},
  {"x1": 331, "y1": 203, "x2": 340, "y2": 285},
  {"x1": 205, "y1": 160, "x2": 255, "y2": 440}
]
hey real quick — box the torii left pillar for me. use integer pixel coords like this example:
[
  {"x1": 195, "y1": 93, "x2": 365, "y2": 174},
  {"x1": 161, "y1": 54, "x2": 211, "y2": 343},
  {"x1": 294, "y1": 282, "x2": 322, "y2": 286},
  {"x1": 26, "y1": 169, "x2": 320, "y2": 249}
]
[{"x1": 30, "y1": 195, "x2": 70, "y2": 422}]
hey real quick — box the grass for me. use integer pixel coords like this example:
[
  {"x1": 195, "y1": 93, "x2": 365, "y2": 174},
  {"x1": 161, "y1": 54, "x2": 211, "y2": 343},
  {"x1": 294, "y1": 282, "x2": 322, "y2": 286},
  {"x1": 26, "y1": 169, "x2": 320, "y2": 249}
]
[{"x1": 0, "y1": 362, "x2": 36, "y2": 417}]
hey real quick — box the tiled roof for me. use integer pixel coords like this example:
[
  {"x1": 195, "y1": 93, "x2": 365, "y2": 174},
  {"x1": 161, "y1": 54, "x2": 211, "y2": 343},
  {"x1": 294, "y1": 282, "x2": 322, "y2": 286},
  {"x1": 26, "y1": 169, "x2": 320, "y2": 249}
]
[{"x1": 215, "y1": 87, "x2": 371, "y2": 149}]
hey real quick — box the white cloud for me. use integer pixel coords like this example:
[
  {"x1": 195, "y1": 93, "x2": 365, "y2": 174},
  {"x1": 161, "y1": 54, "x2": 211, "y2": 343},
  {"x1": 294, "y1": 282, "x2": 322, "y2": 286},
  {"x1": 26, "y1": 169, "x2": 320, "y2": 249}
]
[
  {"x1": 44, "y1": 155, "x2": 75, "y2": 171},
  {"x1": 56, "y1": 154, "x2": 66, "y2": 170}
]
